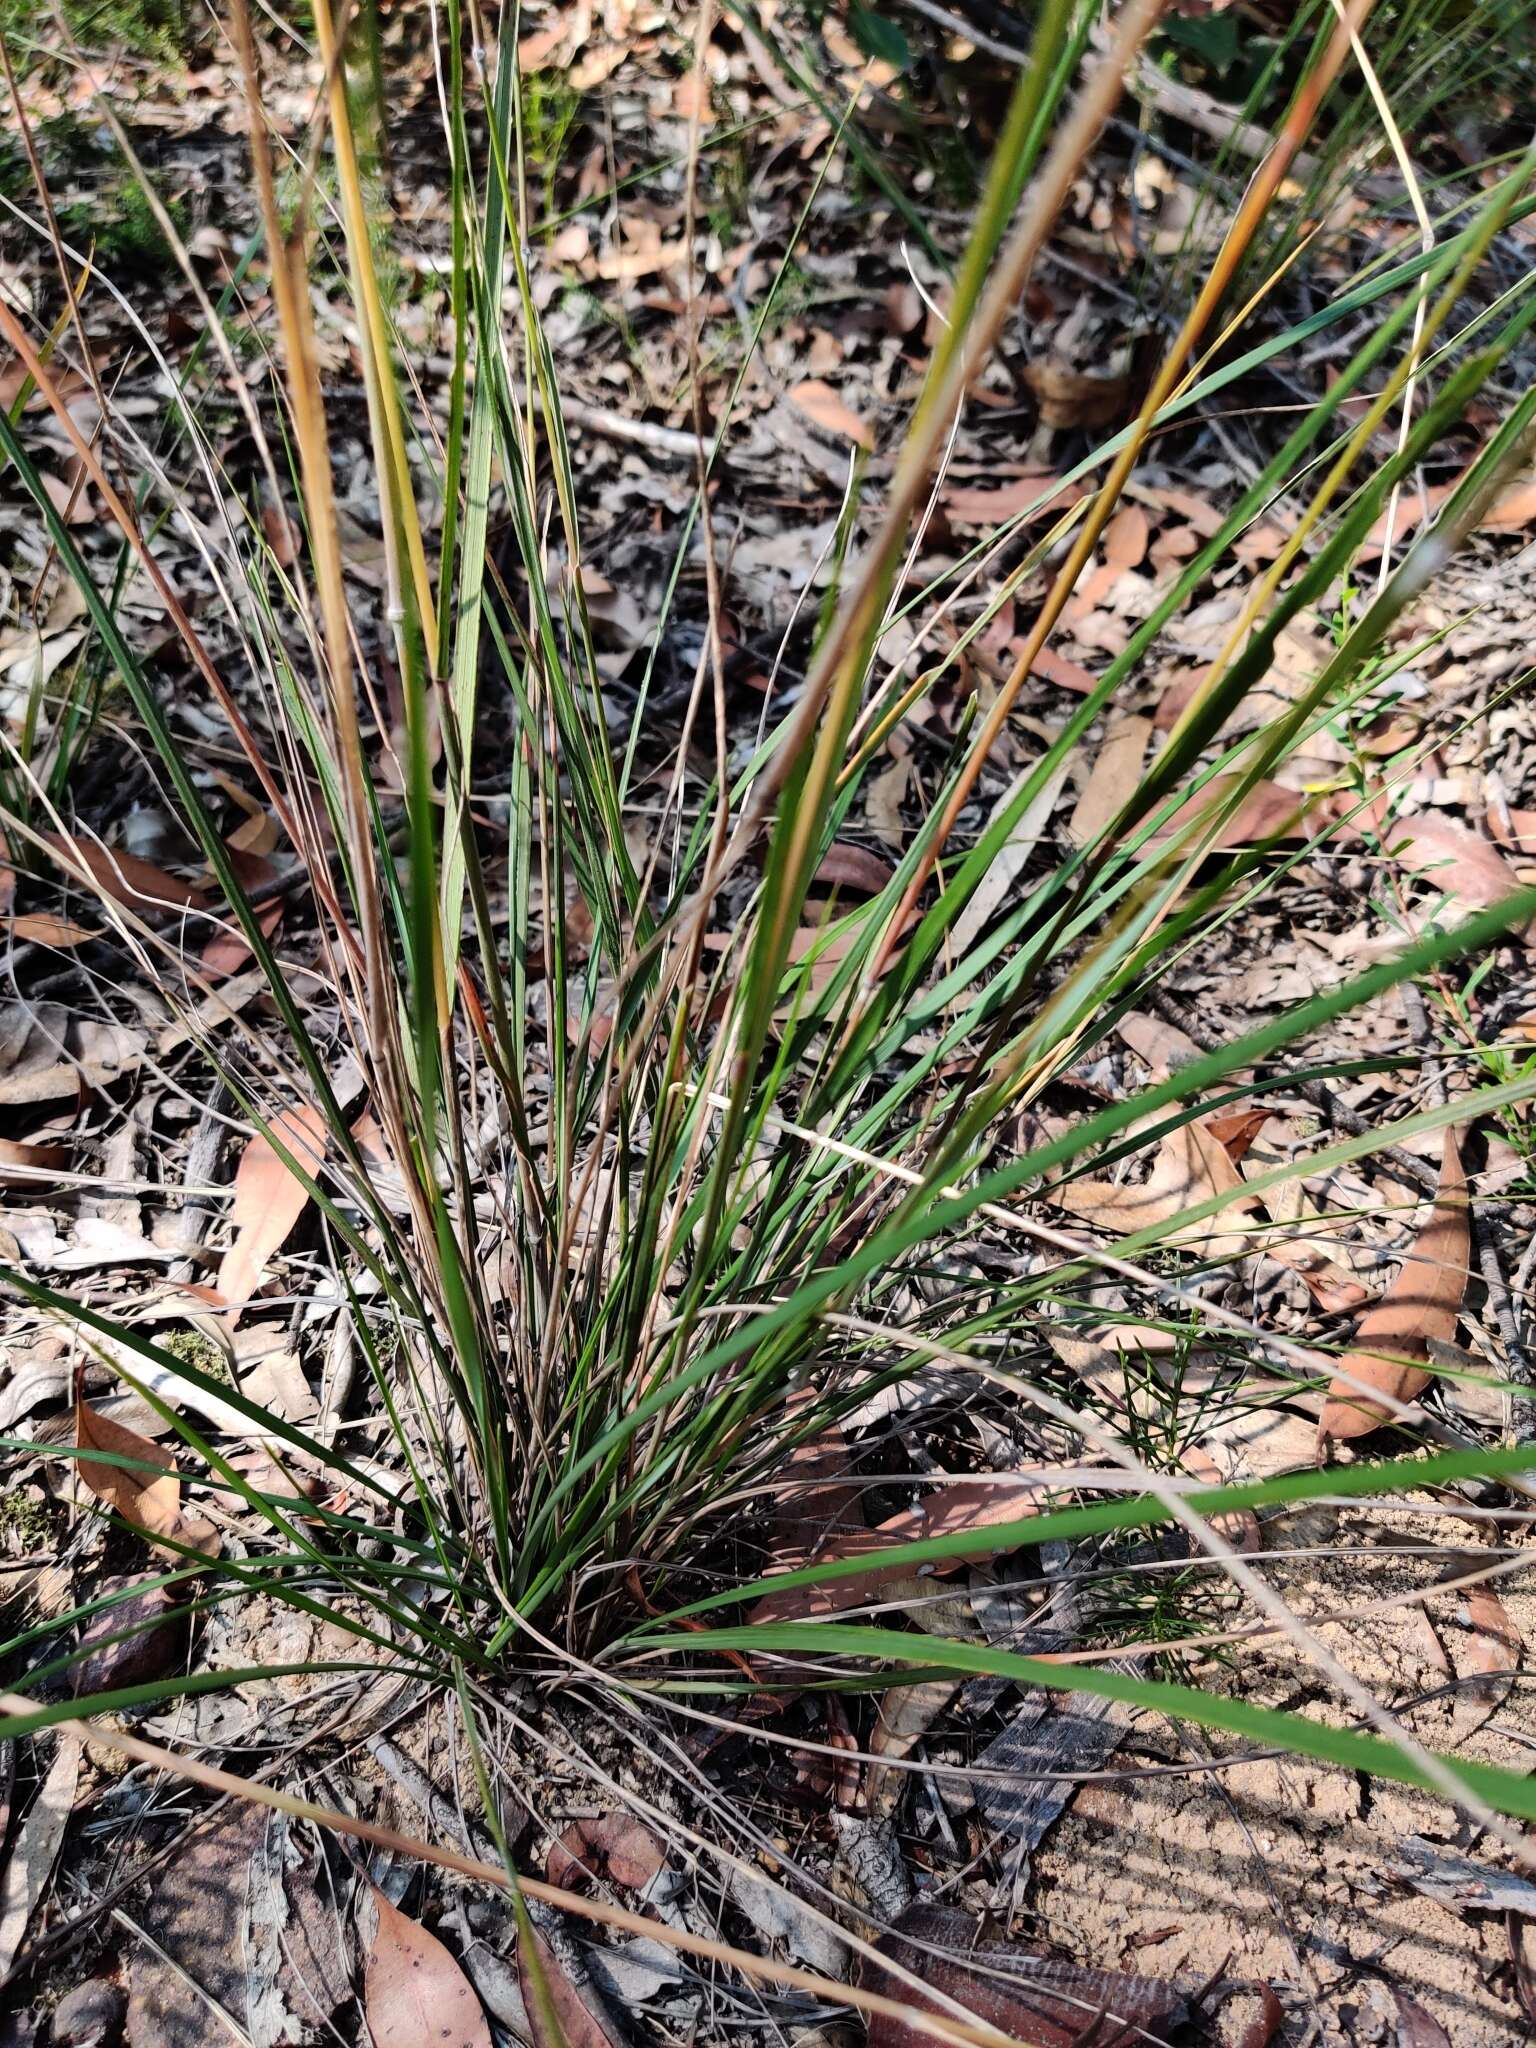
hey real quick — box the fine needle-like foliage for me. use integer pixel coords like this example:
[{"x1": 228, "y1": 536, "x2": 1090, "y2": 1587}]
[{"x1": 5, "y1": 0, "x2": 1536, "y2": 1993}]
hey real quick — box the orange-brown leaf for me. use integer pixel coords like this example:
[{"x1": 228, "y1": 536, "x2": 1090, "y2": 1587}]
[
  {"x1": 75, "y1": 1398, "x2": 219, "y2": 1560},
  {"x1": 787, "y1": 378, "x2": 872, "y2": 450},
  {"x1": 215, "y1": 1104, "x2": 327, "y2": 1318},
  {"x1": 943, "y1": 473, "x2": 1078, "y2": 529},
  {"x1": 0, "y1": 1136, "x2": 70, "y2": 1189},
  {"x1": 1321, "y1": 1131, "x2": 1468, "y2": 1439},
  {"x1": 9, "y1": 913, "x2": 97, "y2": 948}
]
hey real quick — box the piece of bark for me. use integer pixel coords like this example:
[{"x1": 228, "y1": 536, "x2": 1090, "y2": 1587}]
[{"x1": 969, "y1": 1689, "x2": 1134, "y2": 1864}]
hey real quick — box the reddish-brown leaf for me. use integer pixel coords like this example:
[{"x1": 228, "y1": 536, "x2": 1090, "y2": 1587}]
[
  {"x1": 73, "y1": 1574, "x2": 186, "y2": 1695},
  {"x1": 1322, "y1": 1131, "x2": 1468, "y2": 1439},
  {"x1": 41, "y1": 831, "x2": 210, "y2": 913},
  {"x1": 861, "y1": 1905, "x2": 1187, "y2": 2048},
  {"x1": 1374, "y1": 813, "x2": 1535, "y2": 941},
  {"x1": 1390, "y1": 1989, "x2": 1452, "y2": 2048},
  {"x1": 215, "y1": 1104, "x2": 327, "y2": 1319},
  {"x1": 547, "y1": 1814, "x2": 666, "y2": 1893},
  {"x1": 520, "y1": 1927, "x2": 626, "y2": 2048},
  {"x1": 1153, "y1": 775, "x2": 1344, "y2": 850},
  {"x1": 363, "y1": 1886, "x2": 491, "y2": 2048},
  {"x1": 812, "y1": 842, "x2": 895, "y2": 895},
  {"x1": 1233, "y1": 1985, "x2": 1286, "y2": 2048},
  {"x1": 200, "y1": 845, "x2": 282, "y2": 978},
  {"x1": 1205, "y1": 1105, "x2": 1272, "y2": 1164}
]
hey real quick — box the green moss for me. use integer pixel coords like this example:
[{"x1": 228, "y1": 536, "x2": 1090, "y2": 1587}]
[
  {"x1": 158, "y1": 1326, "x2": 233, "y2": 1386},
  {"x1": 0, "y1": 0, "x2": 184, "y2": 63},
  {"x1": 0, "y1": 114, "x2": 187, "y2": 270},
  {"x1": 0, "y1": 1490, "x2": 55, "y2": 1554}
]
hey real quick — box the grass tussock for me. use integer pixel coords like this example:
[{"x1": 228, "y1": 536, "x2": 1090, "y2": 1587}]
[{"x1": 4, "y1": 0, "x2": 1536, "y2": 1989}]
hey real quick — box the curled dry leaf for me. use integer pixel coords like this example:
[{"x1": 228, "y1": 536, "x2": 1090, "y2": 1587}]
[
  {"x1": 547, "y1": 1814, "x2": 666, "y2": 1893},
  {"x1": 1321, "y1": 1131, "x2": 1468, "y2": 1440},
  {"x1": 1370, "y1": 812, "x2": 1536, "y2": 943},
  {"x1": 364, "y1": 1885, "x2": 492, "y2": 2048},
  {"x1": 787, "y1": 378, "x2": 873, "y2": 450},
  {"x1": 1045, "y1": 1117, "x2": 1258, "y2": 1263},
  {"x1": 215, "y1": 1103, "x2": 327, "y2": 1318},
  {"x1": 861, "y1": 1904, "x2": 1187, "y2": 2048},
  {"x1": 1022, "y1": 356, "x2": 1131, "y2": 431},
  {"x1": 812, "y1": 842, "x2": 895, "y2": 895},
  {"x1": 1232, "y1": 1985, "x2": 1286, "y2": 2048},
  {"x1": 75, "y1": 1397, "x2": 220, "y2": 1560}
]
